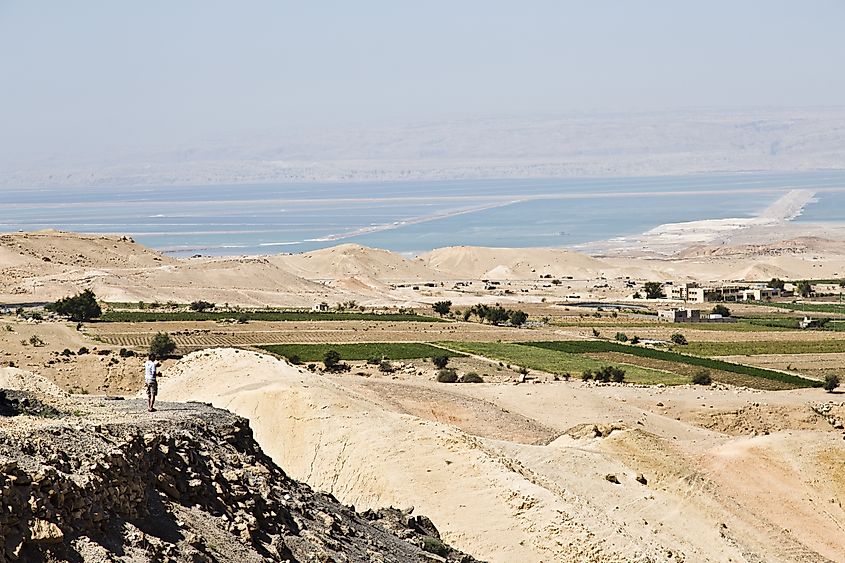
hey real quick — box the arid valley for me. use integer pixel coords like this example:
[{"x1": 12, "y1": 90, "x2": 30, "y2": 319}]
[{"x1": 2, "y1": 230, "x2": 845, "y2": 562}]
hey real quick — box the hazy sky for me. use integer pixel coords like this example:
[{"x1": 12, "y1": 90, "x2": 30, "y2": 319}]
[{"x1": 1, "y1": 1, "x2": 844, "y2": 163}]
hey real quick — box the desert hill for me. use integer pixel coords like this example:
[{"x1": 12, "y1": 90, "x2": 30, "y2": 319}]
[
  {"x1": 0, "y1": 230, "x2": 175, "y2": 269},
  {"x1": 676, "y1": 236, "x2": 845, "y2": 259},
  {"x1": 3, "y1": 231, "x2": 845, "y2": 308},
  {"x1": 160, "y1": 348, "x2": 845, "y2": 563},
  {"x1": 272, "y1": 243, "x2": 438, "y2": 281},
  {"x1": 420, "y1": 246, "x2": 613, "y2": 280}
]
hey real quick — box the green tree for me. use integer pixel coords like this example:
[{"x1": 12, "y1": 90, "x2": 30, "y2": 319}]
[
  {"x1": 823, "y1": 373, "x2": 840, "y2": 393},
  {"x1": 323, "y1": 350, "x2": 342, "y2": 370},
  {"x1": 432, "y1": 301, "x2": 452, "y2": 317},
  {"x1": 711, "y1": 304, "x2": 731, "y2": 317},
  {"x1": 432, "y1": 355, "x2": 450, "y2": 369},
  {"x1": 508, "y1": 310, "x2": 528, "y2": 327},
  {"x1": 46, "y1": 289, "x2": 102, "y2": 322},
  {"x1": 796, "y1": 281, "x2": 813, "y2": 297},
  {"x1": 614, "y1": 332, "x2": 628, "y2": 342},
  {"x1": 643, "y1": 282, "x2": 663, "y2": 299},
  {"x1": 769, "y1": 278, "x2": 786, "y2": 291},
  {"x1": 670, "y1": 333, "x2": 688, "y2": 345},
  {"x1": 149, "y1": 332, "x2": 176, "y2": 358}
]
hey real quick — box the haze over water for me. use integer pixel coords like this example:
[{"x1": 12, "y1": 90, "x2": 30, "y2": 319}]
[{"x1": 3, "y1": 171, "x2": 844, "y2": 257}]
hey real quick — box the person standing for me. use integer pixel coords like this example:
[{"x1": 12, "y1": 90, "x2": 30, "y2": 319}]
[{"x1": 144, "y1": 354, "x2": 160, "y2": 412}]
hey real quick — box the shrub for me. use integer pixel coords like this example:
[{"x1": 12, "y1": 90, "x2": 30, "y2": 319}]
[
  {"x1": 189, "y1": 300, "x2": 215, "y2": 312},
  {"x1": 517, "y1": 366, "x2": 529, "y2": 376},
  {"x1": 611, "y1": 367, "x2": 626, "y2": 383},
  {"x1": 692, "y1": 370, "x2": 712, "y2": 385},
  {"x1": 711, "y1": 304, "x2": 731, "y2": 317},
  {"x1": 630, "y1": 336, "x2": 640, "y2": 344},
  {"x1": 432, "y1": 355, "x2": 450, "y2": 369},
  {"x1": 45, "y1": 289, "x2": 102, "y2": 321},
  {"x1": 421, "y1": 536, "x2": 449, "y2": 558},
  {"x1": 581, "y1": 370, "x2": 593, "y2": 381},
  {"x1": 824, "y1": 373, "x2": 840, "y2": 393},
  {"x1": 307, "y1": 363, "x2": 317, "y2": 371},
  {"x1": 366, "y1": 356, "x2": 381, "y2": 365},
  {"x1": 670, "y1": 333, "x2": 688, "y2": 345},
  {"x1": 323, "y1": 350, "x2": 342, "y2": 370},
  {"x1": 378, "y1": 360, "x2": 395, "y2": 373},
  {"x1": 591, "y1": 328, "x2": 600, "y2": 337},
  {"x1": 287, "y1": 354, "x2": 302, "y2": 365},
  {"x1": 118, "y1": 348, "x2": 136, "y2": 358},
  {"x1": 97, "y1": 349, "x2": 111, "y2": 356},
  {"x1": 149, "y1": 332, "x2": 177, "y2": 358},
  {"x1": 61, "y1": 348, "x2": 75, "y2": 357},
  {"x1": 77, "y1": 347, "x2": 89, "y2": 355},
  {"x1": 615, "y1": 332, "x2": 628, "y2": 342},
  {"x1": 436, "y1": 368, "x2": 459, "y2": 383},
  {"x1": 28, "y1": 335, "x2": 45, "y2": 347},
  {"x1": 461, "y1": 372, "x2": 484, "y2": 383}
]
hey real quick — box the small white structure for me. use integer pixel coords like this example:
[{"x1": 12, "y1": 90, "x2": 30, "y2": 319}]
[
  {"x1": 311, "y1": 302, "x2": 330, "y2": 312},
  {"x1": 658, "y1": 308, "x2": 702, "y2": 323}
]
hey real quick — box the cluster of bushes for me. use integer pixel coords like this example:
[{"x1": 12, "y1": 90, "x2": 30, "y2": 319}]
[
  {"x1": 580, "y1": 366, "x2": 626, "y2": 383},
  {"x1": 436, "y1": 368, "x2": 483, "y2": 383},
  {"x1": 465, "y1": 303, "x2": 528, "y2": 327}
]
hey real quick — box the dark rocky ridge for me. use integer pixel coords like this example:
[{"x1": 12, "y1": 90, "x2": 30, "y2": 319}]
[{"x1": 0, "y1": 399, "x2": 480, "y2": 562}]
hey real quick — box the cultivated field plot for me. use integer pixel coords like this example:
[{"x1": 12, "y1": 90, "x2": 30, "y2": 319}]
[
  {"x1": 683, "y1": 340, "x2": 845, "y2": 356},
  {"x1": 528, "y1": 341, "x2": 817, "y2": 389},
  {"x1": 87, "y1": 320, "x2": 557, "y2": 350},
  {"x1": 100, "y1": 310, "x2": 444, "y2": 323},
  {"x1": 717, "y1": 352, "x2": 845, "y2": 381},
  {"x1": 746, "y1": 301, "x2": 845, "y2": 315},
  {"x1": 442, "y1": 341, "x2": 689, "y2": 385},
  {"x1": 259, "y1": 343, "x2": 461, "y2": 362},
  {"x1": 559, "y1": 324, "x2": 845, "y2": 342}
]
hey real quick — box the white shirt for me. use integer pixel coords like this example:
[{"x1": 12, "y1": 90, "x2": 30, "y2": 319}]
[{"x1": 144, "y1": 360, "x2": 158, "y2": 383}]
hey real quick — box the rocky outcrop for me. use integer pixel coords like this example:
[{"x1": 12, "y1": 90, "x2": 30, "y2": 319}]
[{"x1": 0, "y1": 400, "x2": 479, "y2": 562}]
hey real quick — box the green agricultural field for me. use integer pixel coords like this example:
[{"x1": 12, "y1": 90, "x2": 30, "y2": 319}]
[
  {"x1": 746, "y1": 301, "x2": 845, "y2": 315},
  {"x1": 441, "y1": 341, "x2": 689, "y2": 385},
  {"x1": 100, "y1": 310, "x2": 443, "y2": 323},
  {"x1": 259, "y1": 343, "x2": 461, "y2": 362},
  {"x1": 683, "y1": 340, "x2": 845, "y2": 356},
  {"x1": 527, "y1": 341, "x2": 819, "y2": 388}
]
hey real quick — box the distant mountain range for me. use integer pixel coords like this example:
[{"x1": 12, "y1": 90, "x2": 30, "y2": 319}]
[{"x1": 5, "y1": 107, "x2": 845, "y2": 187}]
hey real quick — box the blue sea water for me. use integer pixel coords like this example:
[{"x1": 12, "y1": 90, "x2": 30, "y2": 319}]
[{"x1": 2, "y1": 171, "x2": 845, "y2": 256}]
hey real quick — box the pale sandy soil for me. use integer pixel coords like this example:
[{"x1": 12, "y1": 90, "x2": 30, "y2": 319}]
[{"x1": 159, "y1": 348, "x2": 845, "y2": 563}]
